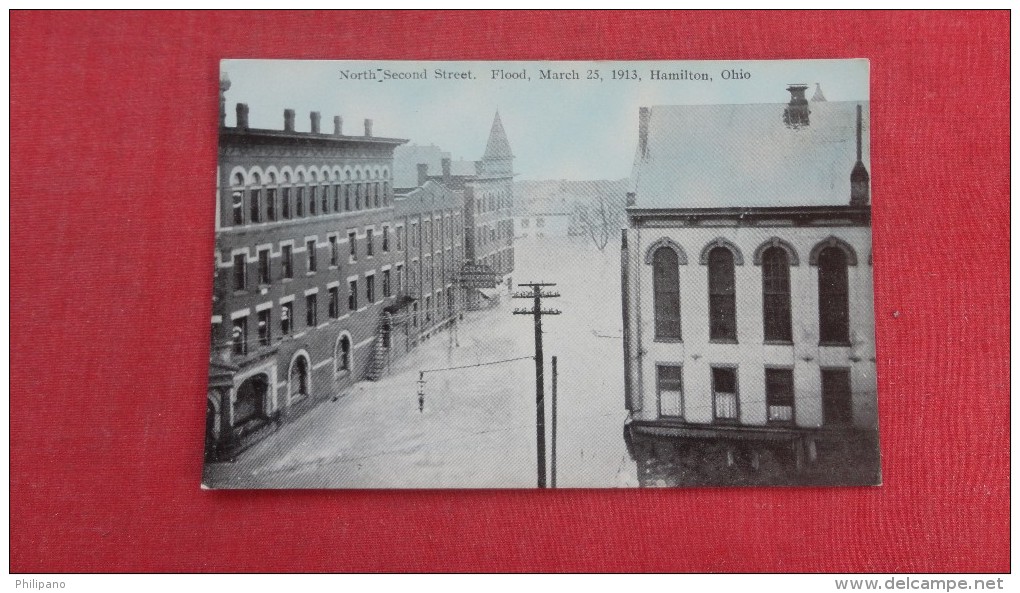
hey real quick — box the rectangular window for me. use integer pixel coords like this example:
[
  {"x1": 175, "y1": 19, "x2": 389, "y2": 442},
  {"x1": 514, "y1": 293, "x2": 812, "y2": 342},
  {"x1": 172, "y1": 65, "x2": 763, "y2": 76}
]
[
  {"x1": 366, "y1": 229, "x2": 374, "y2": 256},
  {"x1": 329, "y1": 236, "x2": 339, "y2": 267},
  {"x1": 231, "y1": 316, "x2": 247, "y2": 356},
  {"x1": 309, "y1": 186, "x2": 317, "y2": 215},
  {"x1": 348, "y1": 280, "x2": 358, "y2": 311},
  {"x1": 333, "y1": 184, "x2": 341, "y2": 211},
  {"x1": 232, "y1": 253, "x2": 246, "y2": 291},
  {"x1": 382, "y1": 270, "x2": 391, "y2": 298},
  {"x1": 306, "y1": 240, "x2": 317, "y2": 273},
  {"x1": 382, "y1": 226, "x2": 390, "y2": 252},
  {"x1": 821, "y1": 368, "x2": 853, "y2": 426},
  {"x1": 306, "y1": 293, "x2": 317, "y2": 327},
  {"x1": 348, "y1": 232, "x2": 357, "y2": 261},
  {"x1": 257, "y1": 309, "x2": 271, "y2": 346},
  {"x1": 708, "y1": 249, "x2": 737, "y2": 342},
  {"x1": 766, "y1": 368, "x2": 795, "y2": 423},
  {"x1": 296, "y1": 186, "x2": 305, "y2": 217},
  {"x1": 280, "y1": 301, "x2": 293, "y2": 335},
  {"x1": 321, "y1": 185, "x2": 329, "y2": 213},
  {"x1": 282, "y1": 245, "x2": 293, "y2": 279},
  {"x1": 258, "y1": 249, "x2": 270, "y2": 285},
  {"x1": 328, "y1": 286, "x2": 340, "y2": 318},
  {"x1": 712, "y1": 367, "x2": 739, "y2": 422},
  {"x1": 366, "y1": 274, "x2": 375, "y2": 303},
  {"x1": 266, "y1": 188, "x2": 277, "y2": 221},
  {"x1": 282, "y1": 187, "x2": 292, "y2": 219},
  {"x1": 657, "y1": 365, "x2": 683, "y2": 418}
]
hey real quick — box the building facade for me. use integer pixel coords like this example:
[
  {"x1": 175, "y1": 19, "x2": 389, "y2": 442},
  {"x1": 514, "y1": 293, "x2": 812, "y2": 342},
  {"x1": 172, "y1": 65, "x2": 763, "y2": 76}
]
[
  {"x1": 621, "y1": 90, "x2": 878, "y2": 480},
  {"x1": 207, "y1": 102, "x2": 407, "y2": 459}
]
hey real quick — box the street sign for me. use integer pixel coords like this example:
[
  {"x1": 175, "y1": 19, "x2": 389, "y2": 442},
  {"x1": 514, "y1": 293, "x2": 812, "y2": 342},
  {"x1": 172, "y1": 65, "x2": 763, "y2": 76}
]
[{"x1": 458, "y1": 263, "x2": 498, "y2": 288}]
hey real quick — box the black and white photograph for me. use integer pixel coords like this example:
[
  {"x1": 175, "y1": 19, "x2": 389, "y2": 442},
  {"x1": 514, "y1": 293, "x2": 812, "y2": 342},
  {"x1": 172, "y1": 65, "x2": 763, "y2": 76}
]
[{"x1": 203, "y1": 59, "x2": 879, "y2": 488}]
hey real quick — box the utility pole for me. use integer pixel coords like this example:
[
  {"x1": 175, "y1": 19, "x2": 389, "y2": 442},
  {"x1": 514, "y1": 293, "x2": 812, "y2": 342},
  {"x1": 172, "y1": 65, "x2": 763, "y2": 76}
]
[
  {"x1": 551, "y1": 355, "x2": 558, "y2": 489},
  {"x1": 513, "y1": 282, "x2": 561, "y2": 488}
]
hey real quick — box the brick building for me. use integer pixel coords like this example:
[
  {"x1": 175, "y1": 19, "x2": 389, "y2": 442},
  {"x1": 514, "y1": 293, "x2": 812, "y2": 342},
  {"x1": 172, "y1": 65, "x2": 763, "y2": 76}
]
[{"x1": 207, "y1": 101, "x2": 407, "y2": 460}]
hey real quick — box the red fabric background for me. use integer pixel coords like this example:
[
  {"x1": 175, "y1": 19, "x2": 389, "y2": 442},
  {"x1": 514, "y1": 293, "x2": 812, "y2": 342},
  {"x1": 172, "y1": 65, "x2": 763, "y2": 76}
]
[{"x1": 9, "y1": 11, "x2": 1010, "y2": 573}]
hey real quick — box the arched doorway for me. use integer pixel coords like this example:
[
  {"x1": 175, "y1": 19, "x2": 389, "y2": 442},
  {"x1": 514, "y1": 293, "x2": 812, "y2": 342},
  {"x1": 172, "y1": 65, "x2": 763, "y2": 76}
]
[
  {"x1": 289, "y1": 354, "x2": 310, "y2": 401},
  {"x1": 234, "y1": 374, "x2": 268, "y2": 426}
]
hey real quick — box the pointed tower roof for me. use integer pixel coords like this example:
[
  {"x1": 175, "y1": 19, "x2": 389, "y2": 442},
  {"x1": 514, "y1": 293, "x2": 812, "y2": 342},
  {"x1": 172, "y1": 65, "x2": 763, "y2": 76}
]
[
  {"x1": 811, "y1": 82, "x2": 827, "y2": 102},
  {"x1": 482, "y1": 111, "x2": 513, "y2": 160}
]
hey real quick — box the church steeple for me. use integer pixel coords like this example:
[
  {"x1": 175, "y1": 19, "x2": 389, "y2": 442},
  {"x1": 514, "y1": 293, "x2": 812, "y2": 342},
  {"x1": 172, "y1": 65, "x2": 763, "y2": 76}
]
[{"x1": 480, "y1": 111, "x2": 513, "y2": 176}]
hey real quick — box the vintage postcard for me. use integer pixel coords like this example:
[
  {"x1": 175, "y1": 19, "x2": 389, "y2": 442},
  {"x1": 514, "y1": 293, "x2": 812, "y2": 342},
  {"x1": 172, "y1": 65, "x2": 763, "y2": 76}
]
[{"x1": 203, "y1": 59, "x2": 879, "y2": 488}]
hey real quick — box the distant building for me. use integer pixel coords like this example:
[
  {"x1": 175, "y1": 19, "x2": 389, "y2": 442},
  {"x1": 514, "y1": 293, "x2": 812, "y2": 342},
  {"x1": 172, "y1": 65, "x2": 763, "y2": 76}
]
[
  {"x1": 516, "y1": 211, "x2": 571, "y2": 239},
  {"x1": 621, "y1": 86, "x2": 877, "y2": 480},
  {"x1": 413, "y1": 112, "x2": 516, "y2": 307},
  {"x1": 208, "y1": 99, "x2": 406, "y2": 460}
]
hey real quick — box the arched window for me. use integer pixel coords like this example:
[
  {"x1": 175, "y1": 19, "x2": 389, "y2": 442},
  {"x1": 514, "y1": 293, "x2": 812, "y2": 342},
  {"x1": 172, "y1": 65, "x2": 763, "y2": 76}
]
[
  {"x1": 652, "y1": 247, "x2": 681, "y2": 340},
  {"x1": 230, "y1": 172, "x2": 245, "y2": 225},
  {"x1": 295, "y1": 173, "x2": 305, "y2": 217},
  {"x1": 335, "y1": 334, "x2": 351, "y2": 374},
  {"x1": 761, "y1": 247, "x2": 792, "y2": 342},
  {"x1": 818, "y1": 247, "x2": 850, "y2": 344},
  {"x1": 266, "y1": 172, "x2": 278, "y2": 221},
  {"x1": 249, "y1": 172, "x2": 262, "y2": 223},
  {"x1": 321, "y1": 181, "x2": 330, "y2": 214},
  {"x1": 308, "y1": 172, "x2": 318, "y2": 215},
  {"x1": 708, "y1": 247, "x2": 737, "y2": 341},
  {"x1": 333, "y1": 182, "x2": 341, "y2": 212},
  {"x1": 281, "y1": 172, "x2": 292, "y2": 219}
]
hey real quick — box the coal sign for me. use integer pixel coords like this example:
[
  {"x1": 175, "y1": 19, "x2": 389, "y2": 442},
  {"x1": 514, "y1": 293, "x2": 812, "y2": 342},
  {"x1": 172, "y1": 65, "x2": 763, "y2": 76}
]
[{"x1": 459, "y1": 263, "x2": 498, "y2": 289}]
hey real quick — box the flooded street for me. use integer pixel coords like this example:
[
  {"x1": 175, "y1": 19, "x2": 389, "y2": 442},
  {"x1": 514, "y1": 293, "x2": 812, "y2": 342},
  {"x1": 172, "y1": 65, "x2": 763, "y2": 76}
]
[{"x1": 204, "y1": 237, "x2": 638, "y2": 488}]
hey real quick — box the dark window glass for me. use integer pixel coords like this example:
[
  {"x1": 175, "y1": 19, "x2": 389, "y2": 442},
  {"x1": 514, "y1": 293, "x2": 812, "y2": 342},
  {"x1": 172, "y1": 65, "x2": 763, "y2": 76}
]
[
  {"x1": 232, "y1": 316, "x2": 247, "y2": 356},
  {"x1": 383, "y1": 270, "x2": 391, "y2": 298},
  {"x1": 766, "y1": 368, "x2": 794, "y2": 423},
  {"x1": 762, "y1": 247, "x2": 792, "y2": 342},
  {"x1": 349, "y1": 232, "x2": 357, "y2": 260},
  {"x1": 708, "y1": 247, "x2": 737, "y2": 341},
  {"x1": 328, "y1": 287, "x2": 339, "y2": 318},
  {"x1": 258, "y1": 250, "x2": 270, "y2": 285},
  {"x1": 306, "y1": 240, "x2": 317, "y2": 273},
  {"x1": 282, "y1": 187, "x2": 292, "y2": 219},
  {"x1": 348, "y1": 280, "x2": 358, "y2": 311},
  {"x1": 231, "y1": 190, "x2": 244, "y2": 225},
  {"x1": 818, "y1": 247, "x2": 850, "y2": 344},
  {"x1": 337, "y1": 336, "x2": 351, "y2": 371},
  {"x1": 309, "y1": 186, "x2": 317, "y2": 215},
  {"x1": 367, "y1": 229, "x2": 374, "y2": 256},
  {"x1": 257, "y1": 309, "x2": 271, "y2": 346},
  {"x1": 296, "y1": 187, "x2": 305, "y2": 217},
  {"x1": 282, "y1": 245, "x2": 293, "y2": 279},
  {"x1": 321, "y1": 185, "x2": 329, "y2": 213},
  {"x1": 232, "y1": 253, "x2": 246, "y2": 291},
  {"x1": 383, "y1": 227, "x2": 390, "y2": 252},
  {"x1": 333, "y1": 184, "x2": 341, "y2": 212},
  {"x1": 329, "y1": 236, "x2": 339, "y2": 266},
  {"x1": 306, "y1": 294, "x2": 317, "y2": 327},
  {"x1": 712, "y1": 367, "x2": 738, "y2": 421},
  {"x1": 652, "y1": 247, "x2": 681, "y2": 340},
  {"x1": 249, "y1": 189, "x2": 261, "y2": 223},
  {"x1": 821, "y1": 368, "x2": 853, "y2": 425},
  {"x1": 266, "y1": 188, "x2": 277, "y2": 221},
  {"x1": 280, "y1": 302, "x2": 292, "y2": 335},
  {"x1": 366, "y1": 274, "x2": 375, "y2": 303}
]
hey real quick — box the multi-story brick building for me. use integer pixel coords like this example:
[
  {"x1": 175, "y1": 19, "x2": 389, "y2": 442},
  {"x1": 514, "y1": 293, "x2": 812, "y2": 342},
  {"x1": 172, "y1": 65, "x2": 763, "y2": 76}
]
[
  {"x1": 414, "y1": 112, "x2": 516, "y2": 308},
  {"x1": 620, "y1": 88, "x2": 878, "y2": 483},
  {"x1": 206, "y1": 101, "x2": 407, "y2": 460}
]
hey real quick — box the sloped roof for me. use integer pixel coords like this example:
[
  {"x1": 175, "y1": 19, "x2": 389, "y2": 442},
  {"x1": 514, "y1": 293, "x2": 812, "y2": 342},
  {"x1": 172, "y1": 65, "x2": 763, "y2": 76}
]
[
  {"x1": 392, "y1": 144, "x2": 445, "y2": 188},
  {"x1": 483, "y1": 111, "x2": 513, "y2": 160},
  {"x1": 630, "y1": 101, "x2": 869, "y2": 209}
]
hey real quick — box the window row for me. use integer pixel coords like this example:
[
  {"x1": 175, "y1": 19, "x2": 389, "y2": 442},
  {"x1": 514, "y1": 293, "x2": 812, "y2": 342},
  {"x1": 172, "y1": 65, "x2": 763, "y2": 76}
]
[
  {"x1": 229, "y1": 230, "x2": 402, "y2": 292},
  {"x1": 474, "y1": 190, "x2": 512, "y2": 214},
  {"x1": 655, "y1": 365, "x2": 854, "y2": 426},
  {"x1": 404, "y1": 213, "x2": 462, "y2": 252},
  {"x1": 651, "y1": 238, "x2": 854, "y2": 345},
  {"x1": 228, "y1": 174, "x2": 393, "y2": 227},
  {"x1": 228, "y1": 271, "x2": 396, "y2": 356}
]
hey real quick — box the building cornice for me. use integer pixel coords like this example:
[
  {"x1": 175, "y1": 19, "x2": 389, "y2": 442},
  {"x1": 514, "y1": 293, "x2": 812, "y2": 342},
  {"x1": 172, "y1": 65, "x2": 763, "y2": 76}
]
[
  {"x1": 220, "y1": 127, "x2": 408, "y2": 148},
  {"x1": 627, "y1": 205, "x2": 871, "y2": 228}
]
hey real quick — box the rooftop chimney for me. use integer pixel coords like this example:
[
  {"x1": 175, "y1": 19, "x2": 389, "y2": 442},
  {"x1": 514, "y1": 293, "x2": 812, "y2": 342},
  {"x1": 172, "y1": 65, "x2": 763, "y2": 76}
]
[
  {"x1": 310, "y1": 111, "x2": 321, "y2": 134},
  {"x1": 783, "y1": 84, "x2": 810, "y2": 127},
  {"x1": 441, "y1": 157, "x2": 452, "y2": 185},
  {"x1": 638, "y1": 107, "x2": 650, "y2": 158},
  {"x1": 417, "y1": 163, "x2": 429, "y2": 187},
  {"x1": 333, "y1": 115, "x2": 343, "y2": 136},
  {"x1": 850, "y1": 104, "x2": 870, "y2": 206},
  {"x1": 235, "y1": 103, "x2": 249, "y2": 130},
  {"x1": 364, "y1": 118, "x2": 373, "y2": 137},
  {"x1": 284, "y1": 109, "x2": 295, "y2": 132}
]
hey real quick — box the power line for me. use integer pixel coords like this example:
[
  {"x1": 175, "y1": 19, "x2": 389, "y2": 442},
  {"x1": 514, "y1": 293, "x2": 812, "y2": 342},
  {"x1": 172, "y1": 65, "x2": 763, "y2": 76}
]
[{"x1": 420, "y1": 355, "x2": 533, "y2": 375}]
